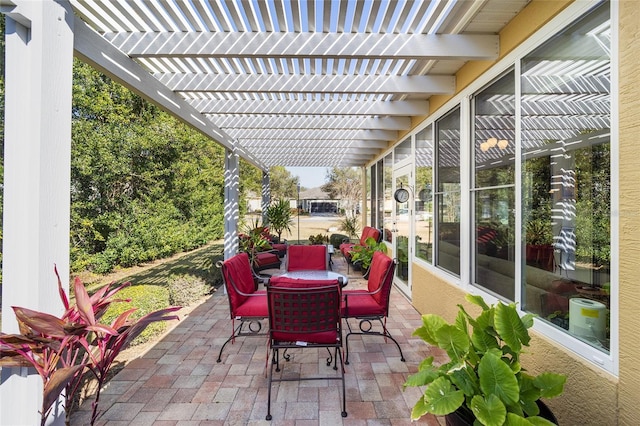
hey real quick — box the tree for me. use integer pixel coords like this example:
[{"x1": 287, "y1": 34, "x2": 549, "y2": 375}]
[
  {"x1": 322, "y1": 167, "x2": 362, "y2": 217},
  {"x1": 70, "y1": 60, "x2": 226, "y2": 273},
  {"x1": 269, "y1": 166, "x2": 300, "y2": 199}
]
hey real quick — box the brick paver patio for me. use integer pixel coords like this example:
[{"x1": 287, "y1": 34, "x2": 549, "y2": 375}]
[{"x1": 72, "y1": 257, "x2": 446, "y2": 425}]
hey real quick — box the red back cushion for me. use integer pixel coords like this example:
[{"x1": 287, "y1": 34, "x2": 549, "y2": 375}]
[
  {"x1": 367, "y1": 251, "x2": 395, "y2": 307},
  {"x1": 222, "y1": 252, "x2": 256, "y2": 308},
  {"x1": 267, "y1": 278, "x2": 340, "y2": 344},
  {"x1": 360, "y1": 227, "x2": 381, "y2": 245},
  {"x1": 287, "y1": 245, "x2": 327, "y2": 271}
]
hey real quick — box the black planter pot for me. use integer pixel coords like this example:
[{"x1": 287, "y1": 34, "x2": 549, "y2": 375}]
[{"x1": 445, "y1": 400, "x2": 557, "y2": 426}]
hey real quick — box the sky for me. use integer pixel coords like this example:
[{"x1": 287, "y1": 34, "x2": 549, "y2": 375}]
[{"x1": 286, "y1": 167, "x2": 329, "y2": 189}]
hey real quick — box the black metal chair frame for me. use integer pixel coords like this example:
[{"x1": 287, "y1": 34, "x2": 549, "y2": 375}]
[{"x1": 265, "y1": 282, "x2": 347, "y2": 421}]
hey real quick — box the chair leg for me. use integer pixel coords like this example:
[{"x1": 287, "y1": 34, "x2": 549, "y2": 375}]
[
  {"x1": 216, "y1": 321, "x2": 242, "y2": 362},
  {"x1": 338, "y1": 347, "x2": 347, "y2": 418},
  {"x1": 343, "y1": 317, "x2": 405, "y2": 364},
  {"x1": 266, "y1": 347, "x2": 274, "y2": 421}
]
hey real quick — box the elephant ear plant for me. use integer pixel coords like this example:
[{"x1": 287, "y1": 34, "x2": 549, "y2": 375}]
[
  {"x1": 404, "y1": 294, "x2": 566, "y2": 426},
  {"x1": 0, "y1": 267, "x2": 181, "y2": 426}
]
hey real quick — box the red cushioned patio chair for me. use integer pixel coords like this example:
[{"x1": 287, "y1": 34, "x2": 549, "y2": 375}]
[
  {"x1": 216, "y1": 252, "x2": 268, "y2": 363},
  {"x1": 286, "y1": 244, "x2": 328, "y2": 271},
  {"x1": 339, "y1": 226, "x2": 382, "y2": 264},
  {"x1": 341, "y1": 251, "x2": 405, "y2": 364},
  {"x1": 265, "y1": 276, "x2": 347, "y2": 420}
]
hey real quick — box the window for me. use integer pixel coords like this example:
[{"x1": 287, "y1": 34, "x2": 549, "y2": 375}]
[
  {"x1": 472, "y1": 70, "x2": 516, "y2": 300},
  {"x1": 435, "y1": 107, "x2": 461, "y2": 275},
  {"x1": 521, "y1": 2, "x2": 611, "y2": 353},
  {"x1": 415, "y1": 125, "x2": 434, "y2": 263},
  {"x1": 382, "y1": 153, "x2": 393, "y2": 242}
]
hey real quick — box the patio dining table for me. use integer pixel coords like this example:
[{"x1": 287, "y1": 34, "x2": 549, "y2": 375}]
[{"x1": 277, "y1": 269, "x2": 349, "y2": 287}]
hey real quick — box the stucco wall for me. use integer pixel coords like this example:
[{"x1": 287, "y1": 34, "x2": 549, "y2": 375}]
[{"x1": 618, "y1": 1, "x2": 640, "y2": 424}]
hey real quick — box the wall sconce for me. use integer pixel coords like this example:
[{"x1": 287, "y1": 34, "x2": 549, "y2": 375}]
[{"x1": 498, "y1": 139, "x2": 509, "y2": 150}]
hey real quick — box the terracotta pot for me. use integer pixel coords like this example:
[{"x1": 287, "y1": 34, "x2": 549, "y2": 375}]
[{"x1": 445, "y1": 400, "x2": 557, "y2": 426}]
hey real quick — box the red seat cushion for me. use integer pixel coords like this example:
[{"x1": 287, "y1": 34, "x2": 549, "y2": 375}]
[
  {"x1": 255, "y1": 252, "x2": 280, "y2": 267},
  {"x1": 234, "y1": 291, "x2": 268, "y2": 318},
  {"x1": 341, "y1": 290, "x2": 385, "y2": 317}
]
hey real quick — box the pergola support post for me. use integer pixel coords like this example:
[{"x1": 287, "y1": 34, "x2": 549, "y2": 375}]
[
  {"x1": 223, "y1": 149, "x2": 240, "y2": 260},
  {"x1": 0, "y1": 1, "x2": 74, "y2": 425},
  {"x1": 261, "y1": 171, "x2": 270, "y2": 225}
]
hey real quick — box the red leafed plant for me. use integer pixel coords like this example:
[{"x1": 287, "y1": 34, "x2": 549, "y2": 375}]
[{"x1": 0, "y1": 266, "x2": 181, "y2": 426}]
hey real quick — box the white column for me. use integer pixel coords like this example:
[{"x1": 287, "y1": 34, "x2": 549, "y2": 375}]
[
  {"x1": 223, "y1": 149, "x2": 240, "y2": 260},
  {"x1": 0, "y1": 1, "x2": 74, "y2": 425},
  {"x1": 261, "y1": 171, "x2": 270, "y2": 224}
]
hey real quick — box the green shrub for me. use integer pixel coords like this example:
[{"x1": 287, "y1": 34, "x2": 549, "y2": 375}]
[
  {"x1": 100, "y1": 284, "x2": 169, "y2": 346},
  {"x1": 168, "y1": 274, "x2": 210, "y2": 306},
  {"x1": 330, "y1": 233, "x2": 349, "y2": 247}
]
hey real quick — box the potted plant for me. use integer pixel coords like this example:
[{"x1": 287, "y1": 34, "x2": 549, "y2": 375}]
[
  {"x1": 265, "y1": 198, "x2": 294, "y2": 243},
  {"x1": 350, "y1": 236, "x2": 387, "y2": 277},
  {"x1": 404, "y1": 294, "x2": 566, "y2": 425}
]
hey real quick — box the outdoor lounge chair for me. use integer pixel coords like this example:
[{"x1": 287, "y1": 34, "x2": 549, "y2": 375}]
[
  {"x1": 216, "y1": 252, "x2": 268, "y2": 363},
  {"x1": 341, "y1": 251, "x2": 405, "y2": 364},
  {"x1": 339, "y1": 226, "x2": 382, "y2": 264},
  {"x1": 265, "y1": 277, "x2": 347, "y2": 420}
]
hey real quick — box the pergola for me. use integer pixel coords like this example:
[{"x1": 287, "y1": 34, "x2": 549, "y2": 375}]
[{"x1": 0, "y1": 1, "x2": 531, "y2": 423}]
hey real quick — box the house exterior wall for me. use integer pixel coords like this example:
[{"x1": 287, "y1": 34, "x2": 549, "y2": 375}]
[
  {"x1": 618, "y1": 1, "x2": 640, "y2": 424},
  {"x1": 410, "y1": 0, "x2": 639, "y2": 424}
]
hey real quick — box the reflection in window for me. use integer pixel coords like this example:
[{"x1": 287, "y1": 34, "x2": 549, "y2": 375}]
[
  {"x1": 415, "y1": 125, "x2": 433, "y2": 263},
  {"x1": 472, "y1": 70, "x2": 516, "y2": 300},
  {"x1": 521, "y1": 2, "x2": 610, "y2": 353},
  {"x1": 395, "y1": 137, "x2": 411, "y2": 164},
  {"x1": 435, "y1": 107, "x2": 461, "y2": 275}
]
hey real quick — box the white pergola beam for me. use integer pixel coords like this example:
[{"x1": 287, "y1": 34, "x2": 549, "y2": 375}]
[
  {"x1": 226, "y1": 129, "x2": 397, "y2": 141},
  {"x1": 207, "y1": 115, "x2": 412, "y2": 131},
  {"x1": 242, "y1": 140, "x2": 389, "y2": 149},
  {"x1": 72, "y1": 17, "x2": 267, "y2": 171},
  {"x1": 191, "y1": 99, "x2": 429, "y2": 116},
  {"x1": 111, "y1": 32, "x2": 499, "y2": 61},
  {"x1": 160, "y1": 73, "x2": 455, "y2": 95}
]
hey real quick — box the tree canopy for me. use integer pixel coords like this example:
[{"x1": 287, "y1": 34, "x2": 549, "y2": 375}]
[
  {"x1": 70, "y1": 60, "x2": 228, "y2": 273},
  {"x1": 322, "y1": 167, "x2": 362, "y2": 217}
]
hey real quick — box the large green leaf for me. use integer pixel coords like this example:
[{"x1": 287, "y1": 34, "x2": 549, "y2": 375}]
[
  {"x1": 450, "y1": 365, "x2": 480, "y2": 397},
  {"x1": 522, "y1": 416, "x2": 557, "y2": 426},
  {"x1": 494, "y1": 303, "x2": 530, "y2": 351},
  {"x1": 471, "y1": 327, "x2": 499, "y2": 352},
  {"x1": 533, "y1": 372, "x2": 566, "y2": 398},
  {"x1": 404, "y1": 366, "x2": 439, "y2": 388},
  {"x1": 424, "y1": 376, "x2": 465, "y2": 415},
  {"x1": 470, "y1": 394, "x2": 506, "y2": 426},
  {"x1": 478, "y1": 352, "x2": 520, "y2": 406},
  {"x1": 410, "y1": 395, "x2": 430, "y2": 421},
  {"x1": 435, "y1": 324, "x2": 470, "y2": 362},
  {"x1": 414, "y1": 314, "x2": 447, "y2": 345},
  {"x1": 466, "y1": 294, "x2": 490, "y2": 310},
  {"x1": 505, "y1": 413, "x2": 536, "y2": 425}
]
